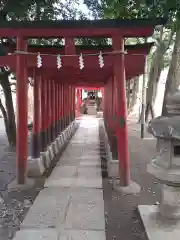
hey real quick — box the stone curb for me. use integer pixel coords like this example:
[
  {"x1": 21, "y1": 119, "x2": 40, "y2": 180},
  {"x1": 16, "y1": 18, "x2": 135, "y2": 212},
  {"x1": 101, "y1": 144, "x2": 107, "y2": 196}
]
[
  {"x1": 99, "y1": 120, "x2": 119, "y2": 178},
  {"x1": 27, "y1": 121, "x2": 79, "y2": 177}
]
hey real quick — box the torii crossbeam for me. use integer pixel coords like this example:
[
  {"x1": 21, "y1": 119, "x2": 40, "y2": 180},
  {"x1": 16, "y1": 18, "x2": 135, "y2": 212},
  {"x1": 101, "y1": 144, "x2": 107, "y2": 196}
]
[{"x1": 0, "y1": 18, "x2": 166, "y2": 187}]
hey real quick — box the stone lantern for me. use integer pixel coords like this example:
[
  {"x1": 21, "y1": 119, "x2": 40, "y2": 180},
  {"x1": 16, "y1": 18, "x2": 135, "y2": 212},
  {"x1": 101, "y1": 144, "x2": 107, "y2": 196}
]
[{"x1": 146, "y1": 91, "x2": 180, "y2": 220}]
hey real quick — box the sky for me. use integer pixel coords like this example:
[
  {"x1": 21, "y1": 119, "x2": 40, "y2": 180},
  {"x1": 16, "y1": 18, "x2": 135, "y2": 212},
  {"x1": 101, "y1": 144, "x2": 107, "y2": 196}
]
[
  {"x1": 55, "y1": 0, "x2": 92, "y2": 19},
  {"x1": 79, "y1": 0, "x2": 89, "y2": 14},
  {"x1": 59, "y1": 0, "x2": 89, "y2": 14}
]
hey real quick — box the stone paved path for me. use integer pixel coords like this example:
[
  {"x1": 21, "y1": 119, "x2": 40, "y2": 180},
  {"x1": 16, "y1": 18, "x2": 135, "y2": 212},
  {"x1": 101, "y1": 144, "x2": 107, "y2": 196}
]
[{"x1": 13, "y1": 116, "x2": 105, "y2": 240}]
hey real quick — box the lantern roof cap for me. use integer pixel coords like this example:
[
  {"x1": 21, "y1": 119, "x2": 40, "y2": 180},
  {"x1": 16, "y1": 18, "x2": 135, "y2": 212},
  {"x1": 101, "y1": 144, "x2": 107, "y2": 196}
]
[{"x1": 148, "y1": 116, "x2": 180, "y2": 140}]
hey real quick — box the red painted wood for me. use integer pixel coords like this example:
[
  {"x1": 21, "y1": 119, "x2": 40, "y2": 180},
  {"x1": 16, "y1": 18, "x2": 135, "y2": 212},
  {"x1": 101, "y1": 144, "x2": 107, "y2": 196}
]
[
  {"x1": 67, "y1": 85, "x2": 70, "y2": 125},
  {"x1": 112, "y1": 76, "x2": 116, "y2": 132},
  {"x1": 0, "y1": 54, "x2": 146, "y2": 83},
  {"x1": 6, "y1": 20, "x2": 162, "y2": 186},
  {"x1": 72, "y1": 87, "x2": 75, "y2": 120},
  {"x1": 62, "y1": 84, "x2": 65, "y2": 129},
  {"x1": 80, "y1": 89, "x2": 82, "y2": 105},
  {"x1": 32, "y1": 68, "x2": 111, "y2": 84},
  {"x1": 59, "y1": 84, "x2": 61, "y2": 129},
  {"x1": 57, "y1": 84, "x2": 60, "y2": 132},
  {"x1": 47, "y1": 79, "x2": 51, "y2": 144},
  {"x1": 51, "y1": 80, "x2": 55, "y2": 141},
  {"x1": 64, "y1": 38, "x2": 76, "y2": 125},
  {"x1": 16, "y1": 36, "x2": 28, "y2": 184},
  {"x1": 78, "y1": 87, "x2": 100, "y2": 90},
  {"x1": 41, "y1": 78, "x2": 47, "y2": 130},
  {"x1": 40, "y1": 77, "x2": 48, "y2": 150},
  {"x1": 32, "y1": 76, "x2": 41, "y2": 158},
  {"x1": 67, "y1": 86, "x2": 70, "y2": 125},
  {"x1": 3, "y1": 53, "x2": 146, "y2": 70},
  {"x1": 101, "y1": 87, "x2": 104, "y2": 110},
  {"x1": 76, "y1": 89, "x2": 80, "y2": 118},
  {"x1": 63, "y1": 85, "x2": 67, "y2": 126},
  {"x1": 64, "y1": 85, "x2": 67, "y2": 127},
  {"x1": 6, "y1": 43, "x2": 152, "y2": 55},
  {"x1": 70, "y1": 86, "x2": 73, "y2": 122},
  {"x1": 113, "y1": 35, "x2": 130, "y2": 186},
  {"x1": 0, "y1": 26, "x2": 153, "y2": 38},
  {"x1": 55, "y1": 82, "x2": 58, "y2": 136}
]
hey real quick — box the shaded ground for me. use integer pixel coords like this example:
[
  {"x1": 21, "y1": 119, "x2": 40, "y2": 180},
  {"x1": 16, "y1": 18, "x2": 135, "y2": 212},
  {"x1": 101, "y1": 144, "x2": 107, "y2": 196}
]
[
  {"x1": 0, "y1": 179, "x2": 45, "y2": 240},
  {"x1": 0, "y1": 119, "x2": 68, "y2": 239},
  {"x1": 0, "y1": 115, "x2": 161, "y2": 239},
  {"x1": 0, "y1": 118, "x2": 45, "y2": 239},
  {"x1": 100, "y1": 115, "x2": 161, "y2": 240},
  {"x1": 0, "y1": 117, "x2": 79, "y2": 240},
  {"x1": 0, "y1": 119, "x2": 33, "y2": 192}
]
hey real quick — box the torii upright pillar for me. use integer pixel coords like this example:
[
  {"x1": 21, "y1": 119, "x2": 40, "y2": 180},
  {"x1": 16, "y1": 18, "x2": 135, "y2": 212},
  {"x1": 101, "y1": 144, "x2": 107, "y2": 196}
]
[
  {"x1": 40, "y1": 77, "x2": 48, "y2": 151},
  {"x1": 32, "y1": 76, "x2": 41, "y2": 159},
  {"x1": 65, "y1": 37, "x2": 76, "y2": 122},
  {"x1": 76, "y1": 89, "x2": 81, "y2": 118},
  {"x1": 112, "y1": 35, "x2": 130, "y2": 187},
  {"x1": 16, "y1": 36, "x2": 28, "y2": 184}
]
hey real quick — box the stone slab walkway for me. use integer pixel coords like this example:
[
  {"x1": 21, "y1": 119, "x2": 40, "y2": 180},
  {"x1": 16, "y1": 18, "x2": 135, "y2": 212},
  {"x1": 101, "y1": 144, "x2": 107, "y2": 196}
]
[{"x1": 13, "y1": 116, "x2": 106, "y2": 240}]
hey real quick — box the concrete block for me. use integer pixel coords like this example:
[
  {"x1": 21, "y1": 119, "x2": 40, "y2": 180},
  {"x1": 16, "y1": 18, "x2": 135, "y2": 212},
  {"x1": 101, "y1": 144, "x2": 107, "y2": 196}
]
[
  {"x1": 55, "y1": 137, "x2": 61, "y2": 150},
  {"x1": 58, "y1": 134, "x2": 64, "y2": 147},
  {"x1": 70, "y1": 188, "x2": 104, "y2": 204},
  {"x1": 77, "y1": 167, "x2": 102, "y2": 179},
  {"x1": 65, "y1": 129, "x2": 68, "y2": 139},
  {"x1": 14, "y1": 229, "x2": 58, "y2": 240},
  {"x1": 50, "y1": 166, "x2": 77, "y2": 179},
  {"x1": 48, "y1": 145, "x2": 54, "y2": 162},
  {"x1": 159, "y1": 184, "x2": 180, "y2": 219},
  {"x1": 21, "y1": 187, "x2": 70, "y2": 228},
  {"x1": 58, "y1": 229, "x2": 105, "y2": 240},
  {"x1": 113, "y1": 180, "x2": 141, "y2": 195},
  {"x1": 57, "y1": 157, "x2": 81, "y2": 166},
  {"x1": 147, "y1": 161, "x2": 180, "y2": 183},
  {"x1": 52, "y1": 142, "x2": 58, "y2": 156},
  {"x1": 79, "y1": 161, "x2": 101, "y2": 167},
  {"x1": 75, "y1": 177, "x2": 102, "y2": 189},
  {"x1": 62, "y1": 132, "x2": 67, "y2": 142},
  {"x1": 78, "y1": 155, "x2": 100, "y2": 161},
  {"x1": 107, "y1": 160, "x2": 119, "y2": 178},
  {"x1": 65, "y1": 201, "x2": 105, "y2": 230},
  {"x1": 138, "y1": 205, "x2": 180, "y2": 240},
  {"x1": 44, "y1": 150, "x2": 51, "y2": 168},
  {"x1": 44, "y1": 177, "x2": 74, "y2": 188},
  {"x1": 67, "y1": 127, "x2": 71, "y2": 137},
  {"x1": 55, "y1": 140, "x2": 59, "y2": 154},
  {"x1": 8, "y1": 178, "x2": 35, "y2": 191},
  {"x1": 27, "y1": 156, "x2": 45, "y2": 177}
]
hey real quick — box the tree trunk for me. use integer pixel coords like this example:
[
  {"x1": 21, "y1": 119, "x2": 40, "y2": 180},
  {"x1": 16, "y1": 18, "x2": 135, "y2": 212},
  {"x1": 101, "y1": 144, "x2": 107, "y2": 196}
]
[
  {"x1": 145, "y1": 27, "x2": 165, "y2": 121},
  {"x1": 145, "y1": 45, "x2": 164, "y2": 121},
  {"x1": 0, "y1": 74, "x2": 16, "y2": 146},
  {"x1": 162, "y1": 28, "x2": 180, "y2": 115},
  {"x1": 130, "y1": 77, "x2": 139, "y2": 110},
  {"x1": 0, "y1": 98, "x2": 12, "y2": 144},
  {"x1": 127, "y1": 80, "x2": 131, "y2": 110}
]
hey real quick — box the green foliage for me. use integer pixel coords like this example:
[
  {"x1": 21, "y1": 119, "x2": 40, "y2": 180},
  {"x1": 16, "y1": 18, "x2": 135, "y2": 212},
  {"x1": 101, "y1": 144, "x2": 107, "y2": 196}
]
[
  {"x1": 83, "y1": 0, "x2": 179, "y2": 22},
  {"x1": 0, "y1": 0, "x2": 82, "y2": 21},
  {"x1": 0, "y1": 0, "x2": 55, "y2": 20}
]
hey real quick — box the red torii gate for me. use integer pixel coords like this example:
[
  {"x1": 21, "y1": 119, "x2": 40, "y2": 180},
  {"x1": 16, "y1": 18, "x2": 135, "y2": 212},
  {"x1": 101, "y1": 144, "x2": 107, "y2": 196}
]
[
  {"x1": 0, "y1": 18, "x2": 166, "y2": 186},
  {"x1": 2, "y1": 42, "x2": 153, "y2": 84}
]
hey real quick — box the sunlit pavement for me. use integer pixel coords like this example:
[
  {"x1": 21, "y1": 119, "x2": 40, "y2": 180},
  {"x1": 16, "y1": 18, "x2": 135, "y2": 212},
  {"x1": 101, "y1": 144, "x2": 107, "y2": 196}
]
[{"x1": 13, "y1": 116, "x2": 106, "y2": 240}]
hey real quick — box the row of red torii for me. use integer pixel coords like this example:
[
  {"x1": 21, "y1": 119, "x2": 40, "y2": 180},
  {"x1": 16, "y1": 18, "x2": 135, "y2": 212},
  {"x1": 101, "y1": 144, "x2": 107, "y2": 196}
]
[{"x1": 0, "y1": 18, "x2": 166, "y2": 186}]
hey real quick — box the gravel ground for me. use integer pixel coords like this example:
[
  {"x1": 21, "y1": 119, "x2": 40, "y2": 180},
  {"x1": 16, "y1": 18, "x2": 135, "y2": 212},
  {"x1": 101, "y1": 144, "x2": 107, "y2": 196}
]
[
  {"x1": 0, "y1": 118, "x2": 76, "y2": 240},
  {"x1": 0, "y1": 179, "x2": 45, "y2": 240},
  {"x1": 0, "y1": 116, "x2": 161, "y2": 240},
  {"x1": 100, "y1": 117, "x2": 161, "y2": 240}
]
